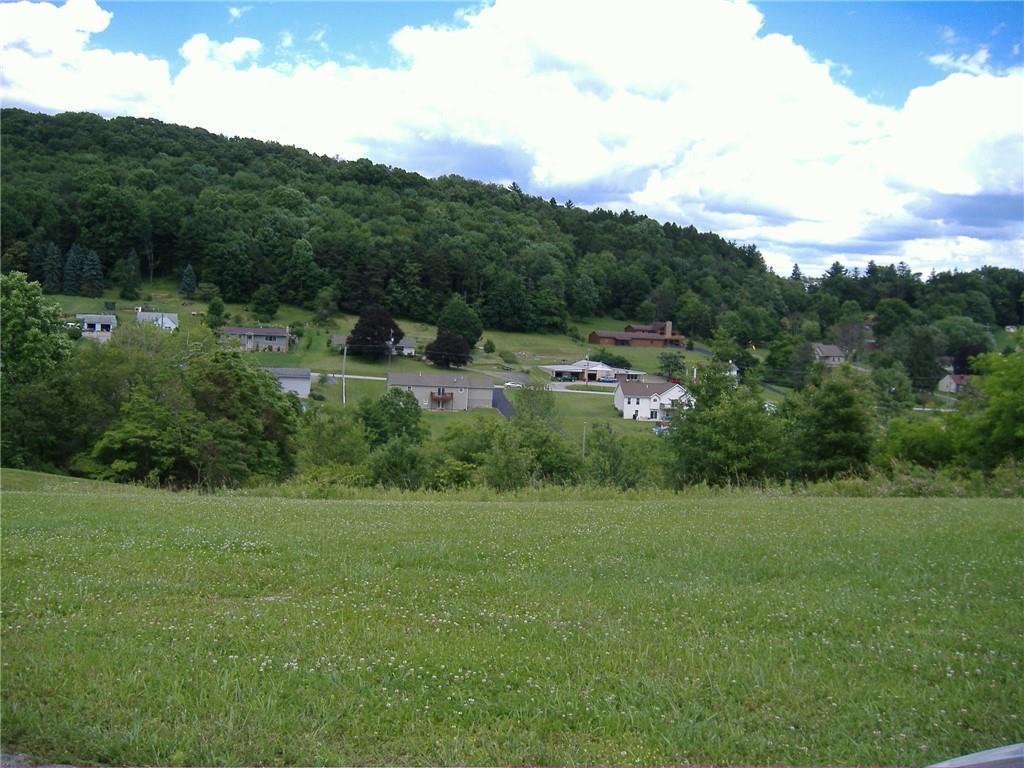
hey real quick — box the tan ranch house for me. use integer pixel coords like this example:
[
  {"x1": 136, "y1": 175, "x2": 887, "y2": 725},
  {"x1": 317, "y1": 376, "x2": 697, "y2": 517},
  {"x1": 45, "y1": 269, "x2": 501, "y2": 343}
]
[
  {"x1": 220, "y1": 326, "x2": 290, "y2": 352},
  {"x1": 387, "y1": 372, "x2": 493, "y2": 411}
]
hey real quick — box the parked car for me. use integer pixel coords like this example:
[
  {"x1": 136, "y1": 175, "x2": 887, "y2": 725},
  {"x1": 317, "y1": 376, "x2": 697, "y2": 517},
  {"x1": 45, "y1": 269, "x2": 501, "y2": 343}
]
[
  {"x1": 504, "y1": 381, "x2": 524, "y2": 389},
  {"x1": 597, "y1": 375, "x2": 618, "y2": 383}
]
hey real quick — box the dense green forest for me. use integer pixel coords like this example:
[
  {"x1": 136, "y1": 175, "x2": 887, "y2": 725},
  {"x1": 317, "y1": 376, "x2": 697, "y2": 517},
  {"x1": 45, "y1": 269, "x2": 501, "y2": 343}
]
[{"x1": 3, "y1": 108, "x2": 1022, "y2": 347}]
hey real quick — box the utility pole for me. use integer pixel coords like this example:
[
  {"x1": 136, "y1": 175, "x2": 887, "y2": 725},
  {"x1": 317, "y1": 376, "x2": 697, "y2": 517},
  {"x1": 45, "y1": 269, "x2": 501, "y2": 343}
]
[
  {"x1": 386, "y1": 332, "x2": 395, "y2": 380},
  {"x1": 341, "y1": 344, "x2": 348, "y2": 406}
]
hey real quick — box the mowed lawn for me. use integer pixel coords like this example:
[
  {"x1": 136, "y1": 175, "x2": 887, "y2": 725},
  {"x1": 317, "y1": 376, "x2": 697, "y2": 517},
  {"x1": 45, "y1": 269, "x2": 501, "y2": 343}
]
[{"x1": 1, "y1": 472, "x2": 1021, "y2": 766}]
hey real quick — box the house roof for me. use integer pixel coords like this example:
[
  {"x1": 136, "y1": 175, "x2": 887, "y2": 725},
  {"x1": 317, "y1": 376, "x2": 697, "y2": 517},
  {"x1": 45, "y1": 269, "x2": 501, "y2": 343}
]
[
  {"x1": 263, "y1": 367, "x2": 311, "y2": 379},
  {"x1": 617, "y1": 381, "x2": 686, "y2": 397},
  {"x1": 136, "y1": 311, "x2": 179, "y2": 327},
  {"x1": 538, "y1": 359, "x2": 646, "y2": 376},
  {"x1": 387, "y1": 372, "x2": 493, "y2": 389},
  {"x1": 221, "y1": 326, "x2": 289, "y2": 336},
  {"x1": 590, "y1": 329, "x2": 684, "y2": 342},
  {"x1": 395, "y1": 335, "x2": 416, "y2": 348},
  {"x1": 76, "y1": 313, "x2": 117, "y2": 324},
  {"x1": 812, "y1": 343, "x2": 845, "y2": 358}
]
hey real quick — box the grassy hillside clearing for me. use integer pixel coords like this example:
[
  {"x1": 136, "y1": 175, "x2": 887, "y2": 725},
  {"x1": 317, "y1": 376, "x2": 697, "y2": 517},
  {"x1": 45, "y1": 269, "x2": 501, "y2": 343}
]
[
  {"x1": 2, "y1": 470, "x2": 1020, "y2": 766},
  {"x1": 49, "y1": 284, "x2": 709, "y2": 379}
]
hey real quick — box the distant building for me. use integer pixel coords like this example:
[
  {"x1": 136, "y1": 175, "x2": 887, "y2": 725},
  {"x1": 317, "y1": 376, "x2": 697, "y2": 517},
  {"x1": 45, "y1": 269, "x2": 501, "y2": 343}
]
[
  {"x1": 394, "y1": 335, "x2": 417, "y2": 356},
  {"x1": 387, "y1": 372, "x2": 493, "y2": 411},
  {"x1": 937, "y1": 374, "x2": 970, "y2": 394},
  {"x1": 75, "y1": 313, "x2": 117, "y2": 342},
  {"x1": 589, "y1": 320, "x2": 686, "y2": 348},
  {"x1": 220, "y1": 326, "x2": 290, "y2": 352},
  {"x1": 614, "y1": 381, "x2": 694, "y2": 421},
  {"x1": 538, "y1": 359, "x2": 645, "y2": 382},
  {"x1": 812, "y1": 343, "x2": 846, "y2": 365},
  {"x1": 135, "y1": 311, "x2": 179, "y2": 331},
  {"x1": 263, "y1": 367, "x2": 311, "y2": 399}
]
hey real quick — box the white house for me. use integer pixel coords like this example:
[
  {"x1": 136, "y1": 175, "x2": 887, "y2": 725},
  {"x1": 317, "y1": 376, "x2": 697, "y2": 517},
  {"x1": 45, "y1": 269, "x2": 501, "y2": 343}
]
[
  {"x1": 135, "y1": 311, "x2": 179, "y2": 331},
  {"x1": 614, "y1": 381, "x2": 694, "y2": 421},
  {"x1": 937, "y1": 374, "x2": 970, "y2": 394},
  {"x1": 263, "y1": 367, "x2": 311, "y2": 399},
  {"x1": 394, "y1": 335, "x2": 417, "y2": 356}
]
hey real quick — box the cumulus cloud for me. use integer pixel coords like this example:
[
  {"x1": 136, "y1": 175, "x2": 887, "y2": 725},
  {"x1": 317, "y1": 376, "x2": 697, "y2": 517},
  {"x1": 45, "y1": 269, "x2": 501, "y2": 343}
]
[{"x1": 0, "y1": 0, "x2": 1021, "y2": 274}]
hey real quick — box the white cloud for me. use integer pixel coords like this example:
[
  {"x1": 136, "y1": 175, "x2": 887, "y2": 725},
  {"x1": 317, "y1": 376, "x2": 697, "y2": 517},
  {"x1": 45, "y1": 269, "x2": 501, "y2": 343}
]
[
  {"x1": 929, "y1": 47, "x2": 992, "y2": 76},
  {"x1": 0, "y1": 0, "x2": 1021, "y2": 276},
  {"x1": 227, "y1": 6, "x2": 251, "y2": 23},
  {"x1": 307, "y1": 27, "x2": 328, "y2": 51}
]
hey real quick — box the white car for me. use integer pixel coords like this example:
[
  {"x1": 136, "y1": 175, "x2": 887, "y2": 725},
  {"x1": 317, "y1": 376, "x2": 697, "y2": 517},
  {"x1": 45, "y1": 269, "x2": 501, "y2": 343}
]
[{"x1": 504, "y1": 381, "x2": 524, "y2": 389}]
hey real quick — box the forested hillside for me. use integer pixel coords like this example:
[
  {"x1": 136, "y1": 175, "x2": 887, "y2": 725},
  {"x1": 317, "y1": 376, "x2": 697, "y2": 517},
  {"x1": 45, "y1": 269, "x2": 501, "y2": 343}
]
[{"x1": 3, "y1": 108, "x2": 1022, "y2": 342}]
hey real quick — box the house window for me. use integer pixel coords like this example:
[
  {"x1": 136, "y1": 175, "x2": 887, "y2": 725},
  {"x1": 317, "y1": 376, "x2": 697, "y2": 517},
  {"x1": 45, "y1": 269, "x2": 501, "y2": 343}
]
[
  {"x1": 265, "y1": 335, "x2": 276, "y2": 341},
  {"x1": 650, "y1": 410, "x2": 658, "y2": 419}
]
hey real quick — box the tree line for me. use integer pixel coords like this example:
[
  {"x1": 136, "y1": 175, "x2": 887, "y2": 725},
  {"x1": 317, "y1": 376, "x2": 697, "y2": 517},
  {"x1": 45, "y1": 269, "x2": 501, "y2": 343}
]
[
  {"x1": 3, "y1": 109, "x2": 1022, "y2": 348},
  {"x1": 4, "y1": 271, "x2": 1021, "y2": 493}
]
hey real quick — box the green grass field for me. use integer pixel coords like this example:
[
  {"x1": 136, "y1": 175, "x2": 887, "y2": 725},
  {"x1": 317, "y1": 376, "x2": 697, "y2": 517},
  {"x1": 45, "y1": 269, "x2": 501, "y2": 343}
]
[{"x1": 2, "y1": 470, "x2": 1020, "y2": 766}]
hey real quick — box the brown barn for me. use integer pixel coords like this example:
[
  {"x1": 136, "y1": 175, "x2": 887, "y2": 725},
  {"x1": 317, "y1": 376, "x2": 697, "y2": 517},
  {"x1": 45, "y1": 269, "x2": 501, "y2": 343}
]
[{"x1": 589, "y1": 320, "x2": 686, "y2": 348}]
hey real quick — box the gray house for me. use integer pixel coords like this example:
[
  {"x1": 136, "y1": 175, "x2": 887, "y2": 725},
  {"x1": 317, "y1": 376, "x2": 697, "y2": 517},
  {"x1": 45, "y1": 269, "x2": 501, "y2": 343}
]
[
  {"x1": 387, "y1": 372, "x2": 493, "y2": 411},
  {"x1": 812, "y1": 343, "x2": 846, "y2": 365},
  {"x1": 220, "y1": 326, "x2": 290, "y2": 352},
  {"x1": 76, "y1": 313, "x2": 117, "y2": 342},
  {"x1": 263, "y1": 367, "x2": 311, "y2": 399},
  {"x1": 135, "y1": 311, "x2": 179, "y2": 331}
]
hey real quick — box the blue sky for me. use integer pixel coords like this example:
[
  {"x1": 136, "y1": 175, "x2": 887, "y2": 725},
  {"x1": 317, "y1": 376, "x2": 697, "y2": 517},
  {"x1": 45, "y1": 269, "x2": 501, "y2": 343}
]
[
  {"x1": 1, "y1": 0, "x2": 1022, "y2": 275},
  {"x1": 759, "y1": 2, "x2": 1023, "y2": 105}
]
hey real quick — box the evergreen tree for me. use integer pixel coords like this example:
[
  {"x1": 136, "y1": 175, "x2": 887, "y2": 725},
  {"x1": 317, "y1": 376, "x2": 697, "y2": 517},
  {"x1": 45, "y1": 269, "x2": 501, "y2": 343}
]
[
  {"x1": 28, "y1": 242, "x2": 49, "y2": 284},
  {"x1": 80, "y1": 249, "x2": 105, "y2": 297},
  {"x1": 180, "y1": 264, "x2": 197, "y2": 298},
  {"x1": 41, "y1": 243, "x2": 63, "y2": 294},
  {"x1": 62, "y1": 244, "x2": 85, "y2": 295}
]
